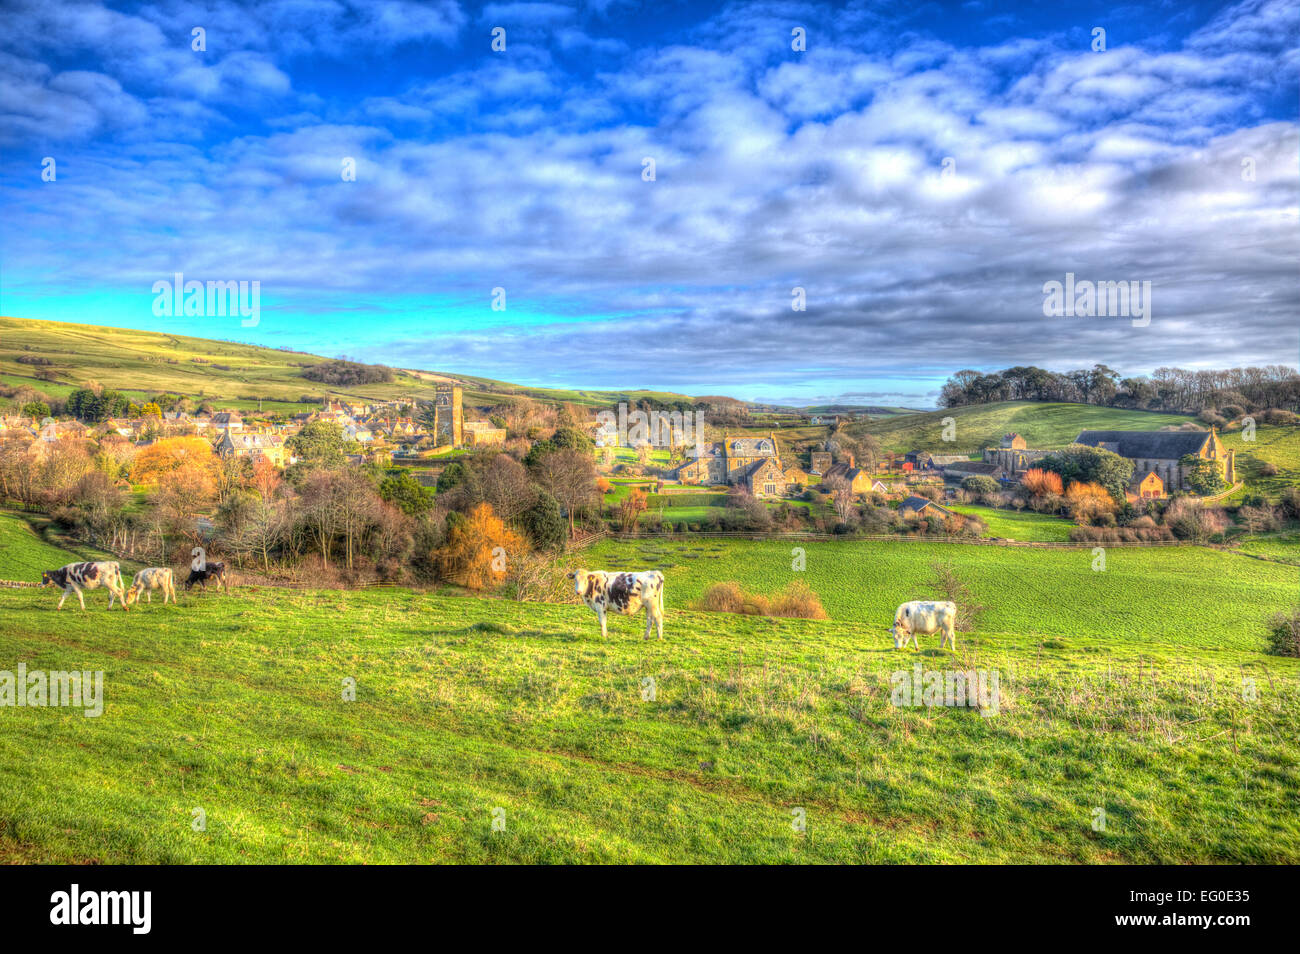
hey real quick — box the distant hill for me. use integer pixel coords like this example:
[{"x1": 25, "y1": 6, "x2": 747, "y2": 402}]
[
  {"x1": 844, "y1": 401, "x2": 1198, "y2": 455},
  {"x1": 0, "y1": 317, "x2": 698, "y2": 413}
]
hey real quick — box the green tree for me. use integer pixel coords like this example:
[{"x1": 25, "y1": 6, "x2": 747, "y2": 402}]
[
  {"x1": 1180, "y1": 455, "x2": 1227, "y2": 495},
  {"x1": 550, "y1": 426, "x2": 592, "y2": 452},
  {"x1": 379, "y1": 470, "x2": 435, "y2": 516},
  {"x1": 962, "y1": 475, "x2": 1000, "y2": 495},
  {"x1": 522, "y1": 492, "x2": 566, "y2": 550},
  {"x1": 1038, "y1": 444, "x2": 1134, "y2": 502},
  {"x1": 21, "y1": 401, "x2": 49, "y2": 420},
  {"x1": 287, "y1": 420, "x2": 347, "y2": 470}
]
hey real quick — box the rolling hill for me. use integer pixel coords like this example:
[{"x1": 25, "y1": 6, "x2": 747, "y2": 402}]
[
  {"x1": 843, "y1": 401, "x2": 1199, "y2": 455},
  {"x1": 0, "y1": 317, "x2": 698, "y2": 413}
]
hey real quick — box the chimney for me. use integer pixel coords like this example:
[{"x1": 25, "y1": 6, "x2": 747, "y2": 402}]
[{"x1": 848, "y1": 453, "x2": 855, "y2": 469}]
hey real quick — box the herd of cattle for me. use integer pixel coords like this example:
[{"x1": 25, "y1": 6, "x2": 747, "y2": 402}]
[
  {"x1": 39, "y1": 560, "x2": 228, "y2": 611},
  {"x1": 35, "y1": 560, "x2": 960, "y2": 648}
]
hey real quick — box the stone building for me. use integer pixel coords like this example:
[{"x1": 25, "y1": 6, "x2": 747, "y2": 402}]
[
  {"x1": 1074, "y1": 428, "x2": 1234, "y2": 493},
  {"x1": 667, "y1": 432, "x2": 785, "y2": 495},
  {"x1": 464, "y1": 420, "x2": 507, "y2": 447},
  {"x1": 431, "y1": 385, "x2": 463, "y2": 447}
]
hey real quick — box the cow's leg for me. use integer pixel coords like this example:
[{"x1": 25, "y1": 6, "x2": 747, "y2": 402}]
[
  {"x1": 644, "y1": 609, "x2": 652, "y2": 640},
  {"x1": 598, "y1": 607, "x2": 607, "y2": 640},
  {"x1": 656, "y1": 606, "x2": 663, "y2": 640},
  {"x1": 76, "y1": 585, "x2": 86, "y2": 611},
  {"x1": 57, "y1": 585, "x2": 71, "y2": 610}
]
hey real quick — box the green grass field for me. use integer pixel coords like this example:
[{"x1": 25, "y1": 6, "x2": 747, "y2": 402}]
[
  {"x1": 0, "y1": 317, "x2": 696, "y2": 412},
  {"x1": 845, "y1": 401, "x2": 1196, "y2": 455},
  {"x1": 945, "y1": 503, "x2": 1074, "y2": 542},
  {"x1": 2, "y1": 510, "x2": 1297, "y2": 863}
]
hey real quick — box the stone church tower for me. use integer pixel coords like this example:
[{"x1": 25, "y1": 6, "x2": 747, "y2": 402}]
[{"x1": 433, "y1": 385, "x2": 463, "y2": 447}]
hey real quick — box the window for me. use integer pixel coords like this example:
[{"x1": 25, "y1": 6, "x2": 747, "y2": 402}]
[{"x1": 764, "y1": 483, "x2": 777, "y2": 495}]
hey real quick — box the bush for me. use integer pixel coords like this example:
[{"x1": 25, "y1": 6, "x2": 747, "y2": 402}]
[
  {"x1": 692, "y1": 580, "x2": 828, "y2": 619},
  {"x1": 962, "y1": 475, "x2": 999, "y2": 495},
  {"x1": 1259, "y1": 462, "x2": 1279, "y2": 477},
  {"x1": 1281, "y1": 486, "x2": 1300, "y2": 520},
  {"x1": 1266, "y1": 607, "x2": 1300, "y2": 657},
  {"x1": 522, "y1": 493, "x2": 566, "y2": 550}
]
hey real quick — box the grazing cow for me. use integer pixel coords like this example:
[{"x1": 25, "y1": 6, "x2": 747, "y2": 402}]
[
  {"x1": 568, "y1": 569, "x2": 665, "y2": 640},
  {"x1": 40, "y1": 561, "x2": 129, "y2": 612},
  {"x1": 126, "y1": 567, "x2": 176, "y2": 606},
  {"x1": 184, "y1": 561, "x2": 228, "y2": 592},
  {"x1": 890, "y1": 600, "x2": 958, "y2": 650}
]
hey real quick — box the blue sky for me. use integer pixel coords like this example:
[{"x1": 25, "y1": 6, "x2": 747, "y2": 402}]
[{"x1": 1, "y1": 0, "x2": 1297, "y2": 407}]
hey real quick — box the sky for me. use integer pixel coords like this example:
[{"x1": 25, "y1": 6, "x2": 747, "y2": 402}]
[{"x1": 0, "y1": 0, "x2": 1297, "y2": 408}]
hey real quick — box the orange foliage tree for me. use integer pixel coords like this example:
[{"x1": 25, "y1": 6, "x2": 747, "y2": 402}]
[
  {"x1": 438, "y1": 502, "x2": 523, "y2": 590},
  {"x1": 130, "y1": 436, "x2": 217, "y2": 486},
  {"x1": 1064, "y1": 480, "x2": 1115, "y2": 522},
  {"x1": 1020, "y1": 467, "x2": 1064, "y2": 497}
]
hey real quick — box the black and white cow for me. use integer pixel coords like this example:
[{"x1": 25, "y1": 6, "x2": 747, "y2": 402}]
[
  {"x1": 40, "y1": 561, "x2": 129, "y2": 612},
  {"x1": 567, "y1": 569, "x2": 665, "y2": 640},
  {"x1": 184, "y1": 562, "x2": 228, "y2": 592}
]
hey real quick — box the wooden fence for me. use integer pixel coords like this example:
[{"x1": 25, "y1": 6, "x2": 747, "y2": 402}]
[{"x1": 603, "y1": 530, "x2": 1195, "y2": 549}]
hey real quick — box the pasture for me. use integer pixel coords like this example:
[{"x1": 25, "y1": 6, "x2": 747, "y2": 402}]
[{"x1": 1, "y1": 520, "x2": 1298, "y2": 863}]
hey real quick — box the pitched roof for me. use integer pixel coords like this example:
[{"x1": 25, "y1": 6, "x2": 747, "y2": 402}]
[
  {"x1": 1074, "y1": 429, "x2": 1210, "y2": 460},
  {"x1": 900, "y1": 495, "x2": 951, "y2": 515}
]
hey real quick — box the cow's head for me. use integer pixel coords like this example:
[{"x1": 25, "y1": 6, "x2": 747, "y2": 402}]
[
  {"x1": 566, "y1": 569, "x2": 589, "y2": 597},
  {"x1": 40, "y1": 569, "x2": 61, "y2": 588},
  {"x1": 125, "y1": 584, "x2": 143, "y2": 606},
  {"x1": 890, "y1": 616, "x2": 910, "y2": 649}
]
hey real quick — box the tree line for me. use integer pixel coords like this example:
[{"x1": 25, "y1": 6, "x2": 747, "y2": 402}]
[{"x1": 938, "y1": 364, "x2": 1300, "y2": 414}]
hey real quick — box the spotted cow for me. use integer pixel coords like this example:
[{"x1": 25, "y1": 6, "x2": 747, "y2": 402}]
[
  {"x1": 890, "y1": 600, "x2": 958, "y2": 650},
  {"x1": 184, "y1": 562, "x2": 228, "y2": 592},
  {"x1": 568, "y1": 569, "x2": 665, "y2": 640},
  {"x1": 126, "y1": 567, "x2": 177, "y2": 606},
  {"x1": 40, "y1": 561, "x2": 129, "y2": 612}
]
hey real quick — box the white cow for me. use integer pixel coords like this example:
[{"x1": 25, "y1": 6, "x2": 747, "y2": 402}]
[
  {"x1": 126, "y1": 567, "x2": 177, "y2": 606},
  {"x1": 890, "y1": 600, "x2": 958, "y2": 650},
  {"x1": 568, "y1": 569, "x2": 666, "y2": 640}
]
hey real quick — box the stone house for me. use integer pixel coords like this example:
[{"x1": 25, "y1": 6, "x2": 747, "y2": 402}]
[
  {"x1": 1074, "y1": 428, "x2": 1234, "y2": 492},
  {"x1": 667, "y1": 432, "x2": 785, "y2": 492},
  {"x1": 215, "y1": 430, "x2": 290, "y2": 468}
]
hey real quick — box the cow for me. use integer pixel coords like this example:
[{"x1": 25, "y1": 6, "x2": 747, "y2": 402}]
[
  {"x1": 126, "y1": 567, "x2": 177, "y2": 606},
  {"x1": 890, "y1": 600, "x2": 958, "y2": 650},
  {"x1": 40, "y1": 561, "x2": 129, "y2": 612},
  {"x1": 567, "y1": 569, "x2": 665, "y2": 640},
  {"x1": 184, "y1": 562, "x2": 228, "y2": 592}
]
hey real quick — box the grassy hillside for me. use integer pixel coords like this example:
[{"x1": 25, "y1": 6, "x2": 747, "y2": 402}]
[
  {"x1": 0, "y1": 317, "x2": 696, "y2": 413},
  {"x1": 1, "y1": 513, "x2": 1297, "y2": 863},
  {"x1": 844, "y1": 401, "x2": 1196, "y2": 455}
]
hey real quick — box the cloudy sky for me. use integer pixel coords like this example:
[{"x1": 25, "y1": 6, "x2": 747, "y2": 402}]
[{"x1": 1, "y1": 0, "x2": 1297, "y2": 407}]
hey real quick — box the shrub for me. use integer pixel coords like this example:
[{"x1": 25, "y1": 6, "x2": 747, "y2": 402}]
[
  {"x1": 693, "y1": 580, "x2": 828, "y2": 619},
  {"x1": 1266, "y1": 607, "x2": 1300, "y2": 657},
  {"x1": 962, "y1": 475, "x2": 999, "y2": 495},
  {"x1": 1259, "y1": 462, "x2": 1279, "y2": 477}
]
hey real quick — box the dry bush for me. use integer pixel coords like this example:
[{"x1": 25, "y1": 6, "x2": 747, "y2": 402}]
[
  {"x1": 506, "y1": 550, "x2": 574, "y2": 603},
  {"x1": 768, "y1": 580, "x2": 829, "y2": 619},
  {"x1": 693, "y1": 580, "x2": 828, "y2": 619}
]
